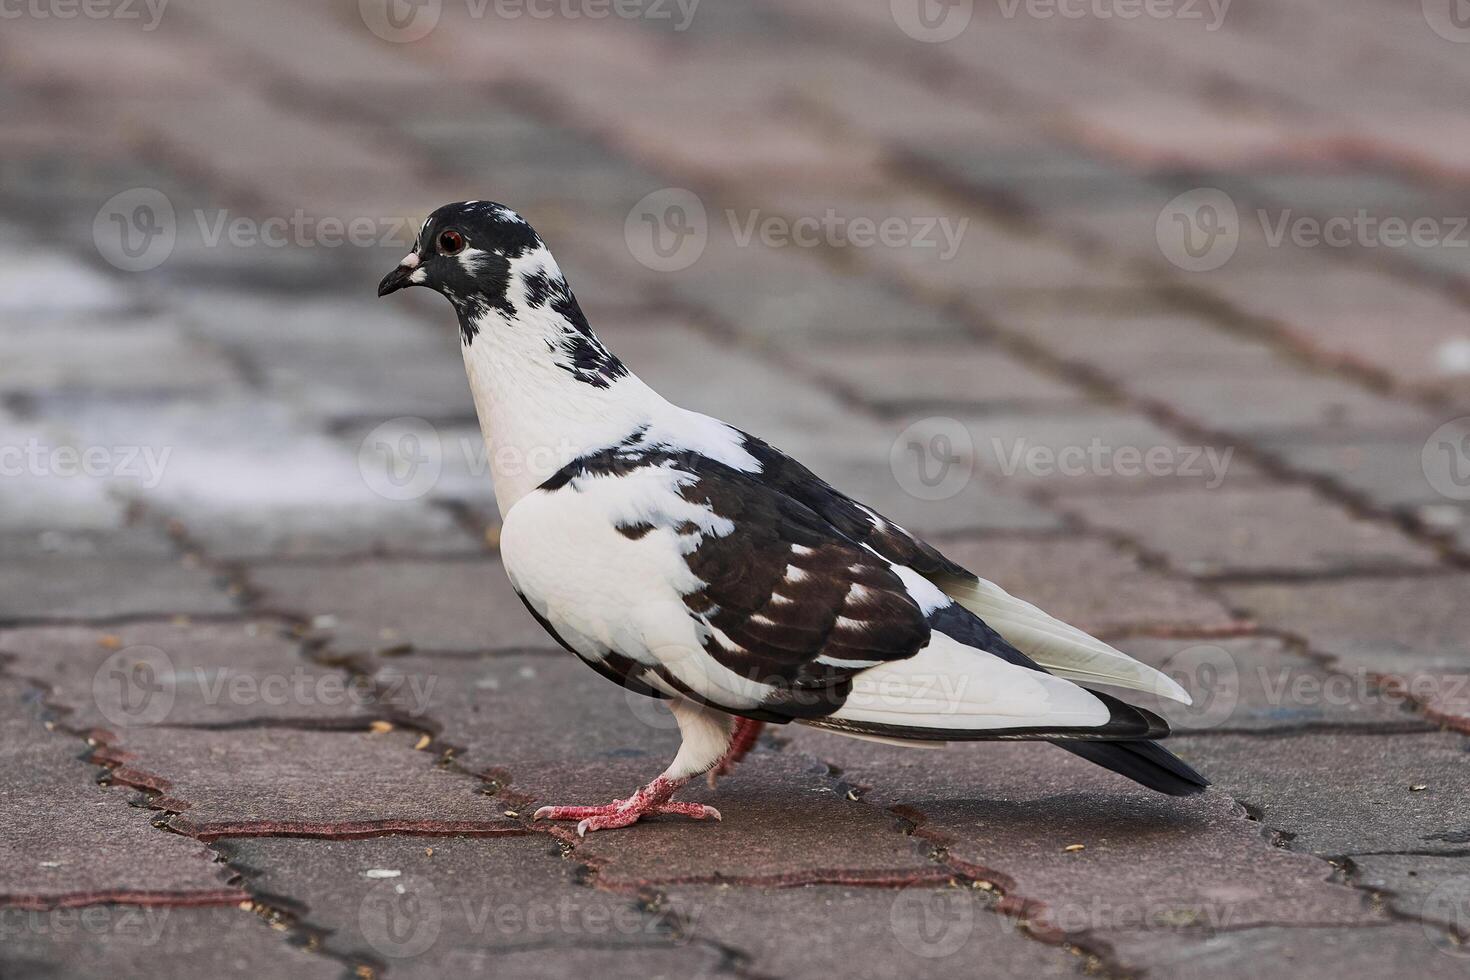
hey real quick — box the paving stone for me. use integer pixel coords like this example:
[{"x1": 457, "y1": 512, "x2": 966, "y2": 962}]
[
  {"x1": 567, "y1": 748, "x2": 938, "y2": 889},
  {"x1": 932, "y1": 537, "x2": 1243, "y2": 636},
  {"x1": 1116, "y1": 636, "x2": 1429, "y2": 734},
  {"x1": 669, "y1": 236, "x2": 970, "y2": 346},
  {"x1": 788, "y1": 343, "x2": 1083, "y2": 412},
  {"x1": 1168, "y1": 732, "x2": 1470, "y2": 856},
  {"x1": 601, "y1": 319, "x2": 895, "y2": 466},
  {"x1": 0, "y1": 319, "x2": 242, "y2": 396},
  {"x1": 1201, "y1": 265, "x2": 1470, "y2": 398},
  {"x1": 1255, "y1": 429, "x2": 1457, "y2": 511},
  {"x1": 1351, "y1": 853, "x2": 1470, "y2": 933},
  {"x1": 249, "y1": 558, "x2": 548, "y2": 653},
  {"x1": 1125, "y1": 369, "x2": 1435, "y2": 439},
  {"x1": 664, "y1": 882, "x2": 1080, "y2": 979},
  {"x1": 781, "y1": 731, "x2": 1380, "y2": 939},
  {"x1": 41, "y1": 397, "x2": 479, "y2": 560},
  {"x1": 1374, "y1": 668, "x2": 1470, "y2": 735},
  {"x1": 1103, "y1": 922, "x2": 1468, "y2": 979},
  {"x1": 370, "y1": 651, "x2": 663, "y2": 781},
  {"x1": 0, "y1": 905, "x2": 342, "y2": 980},
  {"x1": 370, "y1": 652, "x2": 936, "y2": 884},
  {"x1": 0, "y1": 251, "x2": 126, "y2": 315},
  {"x1": 1060, "y1": 486, "x2": 1440, "y2": 576},
  {"x1": 1001, "y1": 310, "x2": 1283, "y2": 377},
  {"x1": 0, "y1": 620, "x2": 376, "y2": 734},
  {"x1": 1221, "y1": 575, "x2": 1470, "y2": 676},
  {"x1": 0, "y1": 678, "x2": 241, "y2": 909},
  {"x1": 94, "y1": 725, "x2": 517, "y2": 840},
  {"x1": 221, "y1": 835, "x2": 726, "y2": 979},
  {"x1": 806, "y1": 460, "x2": 1065, "y2": 535},
  {"x1": 932, "y1": 409, "x2": 1256, "y2": 493},
  {"x1": 0, "y1": 556, "x2": 236, "y2": 622}
]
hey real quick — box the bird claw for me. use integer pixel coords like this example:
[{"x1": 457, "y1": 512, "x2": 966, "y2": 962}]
[{"x1": 533, "y1": 800, "x2": 721, "y2": 835}]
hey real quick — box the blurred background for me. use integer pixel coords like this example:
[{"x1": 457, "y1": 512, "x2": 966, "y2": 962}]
[
  {"x1": 4, "y1": 0, "x2": 1469, "y2": 563},
  {"x1": 4, "y1": 1, "x2": 1470, "y2": 977}
]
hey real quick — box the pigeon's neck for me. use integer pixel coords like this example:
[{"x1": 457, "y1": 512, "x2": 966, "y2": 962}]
[{"x1": 459, "y1": 256, "x2": 661, "y2": 514}]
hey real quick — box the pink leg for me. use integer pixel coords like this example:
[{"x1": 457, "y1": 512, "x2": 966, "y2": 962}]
[
  {"x1": 707, "y1": 718, "x2": 764, "y2": 788},
  {"x1": 533, "y1": 775, "x2": 721, "y2": 836}
]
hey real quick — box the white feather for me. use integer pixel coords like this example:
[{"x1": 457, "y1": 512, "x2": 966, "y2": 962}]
[
  {"x1": 931, "y1": 573, "x2": 1193, "y2": 705},
  {"x1": 829, "y1": 630, "x2": 1113, "y2": 731}
]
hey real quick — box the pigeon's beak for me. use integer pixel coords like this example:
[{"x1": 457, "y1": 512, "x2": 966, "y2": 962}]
[{"x1": 377, "y1": 252, "x2": 420, "y2": 297}]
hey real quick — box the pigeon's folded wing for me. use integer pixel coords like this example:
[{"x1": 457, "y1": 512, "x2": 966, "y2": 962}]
[{"x1": 739, "y1": 434, "x2": 1191, "y2": 704}]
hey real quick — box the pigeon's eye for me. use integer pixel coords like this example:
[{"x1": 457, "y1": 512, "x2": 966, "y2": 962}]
[{"x1": 437, "y1": 229, "x2": 466, "y2": 256}]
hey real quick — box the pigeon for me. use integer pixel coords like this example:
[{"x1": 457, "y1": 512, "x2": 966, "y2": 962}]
[{"x1": 378, "y1": 201, "x2": 1207, "y2": 835}]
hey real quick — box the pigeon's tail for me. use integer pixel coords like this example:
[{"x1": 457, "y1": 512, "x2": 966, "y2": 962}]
[{"x1": 1058, "y1": 738, "x2": 1209, "y2": 797}]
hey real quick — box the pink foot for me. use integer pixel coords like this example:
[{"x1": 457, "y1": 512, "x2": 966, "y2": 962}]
[
  {"x1": 707, "y1": 717, "x2": 764, "y2": 788},
  {"x1": 532, "y1": 776, "x2": 721, "y2": 836}
]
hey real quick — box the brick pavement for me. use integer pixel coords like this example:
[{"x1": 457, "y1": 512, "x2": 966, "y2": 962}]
[{"x1": 2, "y1": 1, "x2": 1470, "y2": 977}]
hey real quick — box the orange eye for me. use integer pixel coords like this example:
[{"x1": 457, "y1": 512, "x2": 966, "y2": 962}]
[{"x1": 437, "y1": 229, "x2": 465, "y2": 255}]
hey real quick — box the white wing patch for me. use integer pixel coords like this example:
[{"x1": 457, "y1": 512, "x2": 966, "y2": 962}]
[
  {"x1": 831, "y1": 631, "x2": 1112, "y2": 731},
  {"x1": 933, "y1": 573, "x2": 1193, "y2": 704}
]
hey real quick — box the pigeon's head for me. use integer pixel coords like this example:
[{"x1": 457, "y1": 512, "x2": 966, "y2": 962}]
[{"x1": 377, "y1": 200, "x2": 546, "y2": 318}]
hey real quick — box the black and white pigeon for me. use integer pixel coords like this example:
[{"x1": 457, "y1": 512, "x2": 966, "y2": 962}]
[{"x1": 378, "y1": 201, "x2": 1207, "y2": 835}]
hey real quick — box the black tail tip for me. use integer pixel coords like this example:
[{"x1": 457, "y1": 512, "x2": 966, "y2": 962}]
[{"x1": 1060, "y1": 739, "x2": 1209, "y2": 797}]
